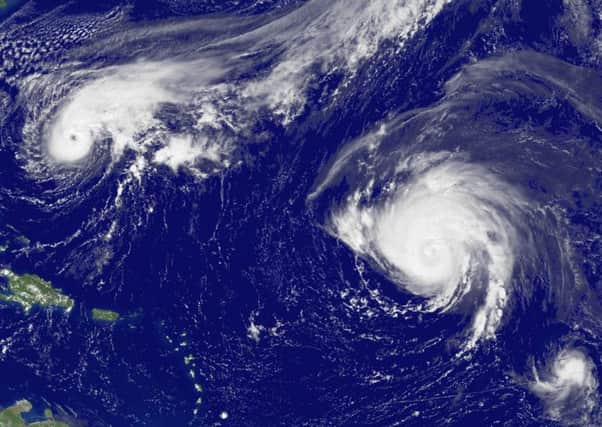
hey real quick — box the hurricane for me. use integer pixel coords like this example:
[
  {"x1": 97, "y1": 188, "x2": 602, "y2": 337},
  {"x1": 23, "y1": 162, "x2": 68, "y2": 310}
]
[
  {"x1": 530, "y1": 348, "x2": 599, "y2": 424},
  {"x1": 4, "y1": 0, "x2": 453, "y2": 231},
  {"x1": 328, "y1": 154, "x2": 527, "y2": 349},
  {"x1": 2, "y1": 0, "x2": 602, "y2": 426},
  {"x1": 309, "y1": 49, "x2": 602, "y2": 366}
]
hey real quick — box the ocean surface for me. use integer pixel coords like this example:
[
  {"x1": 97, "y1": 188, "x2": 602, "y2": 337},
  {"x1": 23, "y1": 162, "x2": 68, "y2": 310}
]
[{"x1": 1, "y1": 0, "x2": 602, "y2": 426}]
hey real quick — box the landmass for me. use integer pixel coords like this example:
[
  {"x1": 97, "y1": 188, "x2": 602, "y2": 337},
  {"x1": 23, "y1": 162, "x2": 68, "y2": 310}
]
[
  {"x1": 0, "y1": 1, "x2": 6, "y2": 9},
  {"x1": 0, "y1": 269, "x2": 74, "y2": 313},
  {"x1": 91, "y1": 308, "x2": 120, "y2": 322},
  {"x1": 0, "y1": 399, "x2": 69, "y2": 427},
  {"x1": 0, "y1": 270, "x2": 127, "y2": 321}
]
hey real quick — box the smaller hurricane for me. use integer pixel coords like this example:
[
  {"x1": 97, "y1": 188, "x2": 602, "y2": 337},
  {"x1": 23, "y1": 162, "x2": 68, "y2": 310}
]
[
  {"x1": 529, "y1": 348, "x2": 598, "y2": 424},
  {"x1": 39, "y1": 60, "x2": 230, "y2": 165},
  {"x1": 17, "y1": 0, "x2": 454, "y2": 173},
  {"x1": 331, "y1": 152, "x2": 527, "y2": 349},
  {"x1": 46, "y1": 63, "x2": 179, "y2": 163}
]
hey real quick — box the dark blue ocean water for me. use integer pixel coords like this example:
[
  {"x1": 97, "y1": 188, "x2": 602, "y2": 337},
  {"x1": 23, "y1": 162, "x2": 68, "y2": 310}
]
[{"x1": 1, "y1": 1, "x2": 602, "y2": 426}]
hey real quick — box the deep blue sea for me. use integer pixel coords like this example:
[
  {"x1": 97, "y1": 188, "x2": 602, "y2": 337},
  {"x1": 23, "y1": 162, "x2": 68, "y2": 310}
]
[{"x1": 1, "y1": 1, "x2": 602, "y2": 426}]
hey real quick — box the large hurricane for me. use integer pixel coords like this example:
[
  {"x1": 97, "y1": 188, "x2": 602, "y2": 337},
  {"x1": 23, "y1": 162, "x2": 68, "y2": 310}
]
[{"x1": 331, "y1": 154, "x2": 527, "y2": 348}]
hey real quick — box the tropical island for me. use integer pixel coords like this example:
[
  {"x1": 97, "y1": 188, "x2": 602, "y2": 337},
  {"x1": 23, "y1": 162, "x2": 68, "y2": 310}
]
[
  {"x1": 0, "y1": 399, "x2": 70, "y2": 426},
  {"x1": 0, "y1": 269, "x2": 74, "y2": 313},
  {"x1": 91, "y1": 308, "x2": 120, "y2": 322},
  {"x1": 0, "y1": 269, "x2": 125, "y2": 323}
]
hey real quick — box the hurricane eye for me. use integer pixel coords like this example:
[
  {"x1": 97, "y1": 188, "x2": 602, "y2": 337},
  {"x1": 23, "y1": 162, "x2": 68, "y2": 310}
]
[{"x1": 487, "y1": 230, "x2": 499, "y2": 242}]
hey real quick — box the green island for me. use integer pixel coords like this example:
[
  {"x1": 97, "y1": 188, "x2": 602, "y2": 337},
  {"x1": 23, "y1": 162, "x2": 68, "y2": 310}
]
[
  {"x1": 0, "y1": 269, "x2": 74, "y2": 313},
  {"x1": 0, "y1": 399, "x2": 69, "y2": 427},
  {"x1": 91, "y1": 308, "x2": 120, "y2": 322},
  {"x1": 0, "y1": 1, "x2": 6, "y2": 9}
]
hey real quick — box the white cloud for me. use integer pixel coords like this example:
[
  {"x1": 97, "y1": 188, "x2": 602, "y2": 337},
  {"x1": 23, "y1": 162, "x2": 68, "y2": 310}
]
[{"x1": 153, "y1": 134, "x2": 223, "y2": 171}]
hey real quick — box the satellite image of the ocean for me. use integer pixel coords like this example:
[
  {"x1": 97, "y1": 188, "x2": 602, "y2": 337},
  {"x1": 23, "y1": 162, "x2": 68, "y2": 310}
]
[{"x1": 1, "y1": 0, "x2": 602, "y2": 426}]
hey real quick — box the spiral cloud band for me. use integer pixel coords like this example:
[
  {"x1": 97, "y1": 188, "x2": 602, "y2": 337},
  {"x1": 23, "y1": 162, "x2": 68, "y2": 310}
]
[
  {"x1": 530, "y1": 348, "x2": 598, "y2": 423},
  {"x1": 331, "y1": 153, "x2": 526, "y2": 348}
]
